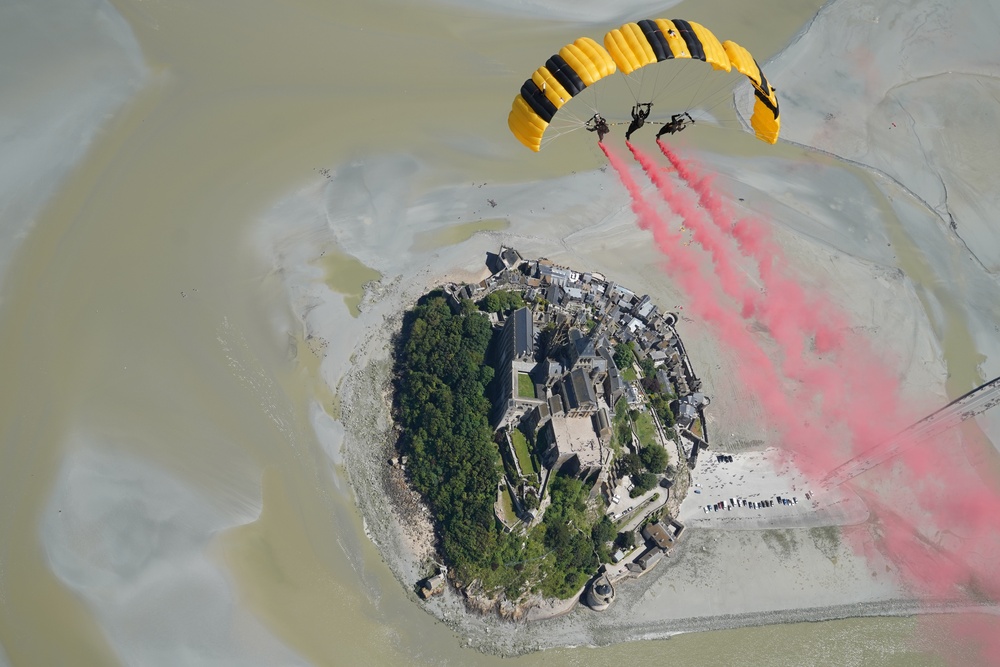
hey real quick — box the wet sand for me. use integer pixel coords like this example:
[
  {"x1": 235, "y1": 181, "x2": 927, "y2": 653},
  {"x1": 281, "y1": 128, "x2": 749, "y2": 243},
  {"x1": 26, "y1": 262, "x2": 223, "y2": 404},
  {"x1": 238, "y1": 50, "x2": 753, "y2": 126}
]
[{"x1": 1, "y1": 0, "x2": 999, "y2": 665}]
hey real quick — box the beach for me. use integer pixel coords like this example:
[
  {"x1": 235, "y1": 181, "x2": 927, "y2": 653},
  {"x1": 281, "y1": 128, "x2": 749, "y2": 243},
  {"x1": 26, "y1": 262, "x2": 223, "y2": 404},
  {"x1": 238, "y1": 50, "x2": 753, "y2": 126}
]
[
  {"x1": 305, "y1": 169, "x2": 931, "y2": 653},
  {"x1": 275, "y1": 0, "x2": 1000, "y2": 654},
  {"x1": 1, "y1": 0, "x2": 999, "y2": 664}
]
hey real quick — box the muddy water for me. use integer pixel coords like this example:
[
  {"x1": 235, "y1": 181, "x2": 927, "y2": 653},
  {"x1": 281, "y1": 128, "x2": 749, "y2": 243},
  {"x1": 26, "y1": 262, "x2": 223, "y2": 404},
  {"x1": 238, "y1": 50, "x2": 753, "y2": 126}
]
[{"x1": 0, "y1": 0, "x2": 981, "y2": 665}]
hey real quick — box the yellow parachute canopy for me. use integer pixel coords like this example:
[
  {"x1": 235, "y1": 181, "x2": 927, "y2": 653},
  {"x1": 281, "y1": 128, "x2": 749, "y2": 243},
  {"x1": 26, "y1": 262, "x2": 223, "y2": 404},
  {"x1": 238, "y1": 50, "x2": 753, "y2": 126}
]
[
  {"x1": 603, "y1": 19, "x2": 780, "y2": 144},
  {"x1": 507, "y1": 37, "x2": 617, "y2": 152},
  {"x1": 721, "y1": 39, "x2": 780, "y2": 144}
]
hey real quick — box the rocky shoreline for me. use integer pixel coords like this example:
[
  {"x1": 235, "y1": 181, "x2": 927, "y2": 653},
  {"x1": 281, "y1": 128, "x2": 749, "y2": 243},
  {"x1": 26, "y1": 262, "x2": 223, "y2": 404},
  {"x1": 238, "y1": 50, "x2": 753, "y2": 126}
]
[{"x1": 337, "y1": 283, "x2": 587, "y2": 624}]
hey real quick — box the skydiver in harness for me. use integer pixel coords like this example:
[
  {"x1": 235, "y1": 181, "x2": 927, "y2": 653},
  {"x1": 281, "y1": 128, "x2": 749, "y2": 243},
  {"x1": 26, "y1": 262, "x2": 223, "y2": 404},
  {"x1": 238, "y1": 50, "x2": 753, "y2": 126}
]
[
  {"x1": 624, "y1": 102, "x2": 652, "y2": 141},
  {"x1": 585, "y1": 113, "x2": 611, "y2": 143},
  {"x1": 657, "y1": 112, "x2": 695, "y2": 139}
]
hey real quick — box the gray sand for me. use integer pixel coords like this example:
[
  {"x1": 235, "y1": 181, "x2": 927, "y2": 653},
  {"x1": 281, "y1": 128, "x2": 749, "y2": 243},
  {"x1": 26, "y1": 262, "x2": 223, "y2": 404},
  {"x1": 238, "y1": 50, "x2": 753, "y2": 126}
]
[{"x1": 3, "y1": 0, "x2": 999, "y2": 663}]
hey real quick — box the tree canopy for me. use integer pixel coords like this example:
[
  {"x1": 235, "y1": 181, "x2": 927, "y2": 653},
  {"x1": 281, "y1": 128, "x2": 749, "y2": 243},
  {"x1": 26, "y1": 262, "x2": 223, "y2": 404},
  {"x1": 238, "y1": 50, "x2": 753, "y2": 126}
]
[
  {"x1": 640, "y1": 444, "x2": 668, "y2": 473},
  {"x1": 613, "y1": 342, "x2": 635, "y2": 371},
  {"x1": 395, "y1": 295, "x2": 499, "y2": 571},
  {"x1": 630, "y1": 472, "x2": 658, "y2": 498},
  {"x1": 478, "y1": 290, "x2": 525, "y2": 314},
  {"x1": 648, "y1": 392, "x2": 676, "y2": 428},
  {"x1": 539, "y1": 474, "x2": 598, "y2": 598}
]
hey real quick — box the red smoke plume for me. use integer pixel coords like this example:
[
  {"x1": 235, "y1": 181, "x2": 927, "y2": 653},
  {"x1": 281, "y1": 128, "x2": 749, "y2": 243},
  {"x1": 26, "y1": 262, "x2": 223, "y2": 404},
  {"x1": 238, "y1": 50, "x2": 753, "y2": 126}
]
[
  {"x1": 604, "y1": 142, "x2": 848, "y2": 478},
  {"x1": 601, "y1": 141, "x2": 1000, "y2": 665},
  {"x1": 654, "y1": 141, "x2": 910, "y2": 445}
]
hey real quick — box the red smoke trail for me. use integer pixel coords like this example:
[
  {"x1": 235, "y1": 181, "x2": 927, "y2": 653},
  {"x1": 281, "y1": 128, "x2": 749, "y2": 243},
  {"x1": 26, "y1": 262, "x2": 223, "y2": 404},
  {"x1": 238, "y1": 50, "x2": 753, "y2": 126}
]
[
  {"x1": 602, "y1": 142, "x2": 847, "y2": 479},
  {"x1": 626, "y1": 143, "x2": 759, "y2": 319},
  {"x1": 659, "y1": 141, "x2": 845, "y2": 351},
  {"x1": 627, "y1": 142, "x2": 1000, "y2": 664},
  {"x1": 629, "y1": 142, "x2": 906, "y2": 476},
  {"x1": 653, "y1": 141, "x2": 910, "y2": 451}
]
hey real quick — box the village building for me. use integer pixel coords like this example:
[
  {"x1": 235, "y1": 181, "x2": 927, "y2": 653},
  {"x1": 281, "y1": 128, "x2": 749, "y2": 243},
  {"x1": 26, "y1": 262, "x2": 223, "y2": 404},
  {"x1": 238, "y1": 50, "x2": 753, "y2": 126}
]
[
  {"x1": 629, "y1": 546, "x2": 664, "y2": 572},
  {"x1": 486, "y1": 246, "x2": 524, "y2": 275},
  {"x1": 642, "y1": 521, "x2": 674, "y2": 550},
  {"x1": 542, "y1": 414, "x2": 610, "y2": 480},
  {"x1": 474, "y1": 248, "x2": 708, "y2": 583},
  {"x1": 493, "y1": 306, "x2": 544, "y2": 427},
  {"x1": 557, "y1": 366, "x2": 598, "y2": 417}
]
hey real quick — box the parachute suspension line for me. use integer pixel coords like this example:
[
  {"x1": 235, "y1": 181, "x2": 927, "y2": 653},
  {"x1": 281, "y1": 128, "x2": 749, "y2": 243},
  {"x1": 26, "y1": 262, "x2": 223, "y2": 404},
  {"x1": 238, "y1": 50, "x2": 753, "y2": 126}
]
[
  {"x1": 539, "y1": 124, "x2": 586, "y2": 147},
  {"x1": 684, "y1": 66, "x2": 713, "y2": 114},
  {"x1": 544, "y1": 120, "x2": 587, "y2": 138},
  {"x1": 680, "y1": 74, "x2": 761, "y2": 130},
  {"x1": 582, "y1": 81, "x2": 602, "y2": 118},
  {"x1": 638, "y1": 66, "x2": 654, "y2": 106},
  {"x1": 554, "y1": 109, "x2": 593, "y2": 128},
  {"x1": 698, "y1": 89, "x2": 744, "y2": 120},
  {"x1": 694, "y1": 73, "x2": 746, "y2": 114},
  {"x1": 651, "y1": 59, "x2": 663, "y2": 102},
  {"x1": 645, "y1": 63, "x2": 729, "y2": 116},
  {"x1": 589, "y1": 73, "x2": 599, "y2": 118},
  {"x1": 650, "y1": 59, "x2": 691, "y2": 106},
  {"x1": 679, "y1": 104, "x2": 758, "y2": 135},
  {"x1": 621, "y1": 72, "x2": 640, "y2": 105}
]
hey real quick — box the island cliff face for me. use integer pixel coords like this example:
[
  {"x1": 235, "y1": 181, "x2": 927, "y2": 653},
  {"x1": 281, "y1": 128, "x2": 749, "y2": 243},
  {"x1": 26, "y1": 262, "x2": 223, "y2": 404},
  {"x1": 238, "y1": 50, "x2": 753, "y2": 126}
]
[{"x1": 392, "y1": 247, "x2": 708, "y2": 616}]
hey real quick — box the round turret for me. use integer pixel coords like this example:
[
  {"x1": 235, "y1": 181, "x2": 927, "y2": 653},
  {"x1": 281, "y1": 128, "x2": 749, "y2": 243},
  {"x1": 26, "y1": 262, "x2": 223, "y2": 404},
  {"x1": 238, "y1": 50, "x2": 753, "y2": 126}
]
[{"x1": 584, "y1": 573, "x2": 615, "y2": 611}]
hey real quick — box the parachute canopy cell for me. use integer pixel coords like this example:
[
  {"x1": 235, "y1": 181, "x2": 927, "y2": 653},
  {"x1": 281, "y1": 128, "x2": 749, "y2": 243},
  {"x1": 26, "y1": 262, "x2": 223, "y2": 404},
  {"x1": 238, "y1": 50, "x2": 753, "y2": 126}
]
[
  {"x1": 604, "y1": 19, "x2": 732, "y2": 74},
  {"x1": 507, "y1": 37, "x2": 617, "y2": 152},
  {"x1": 603, "y1": 19, "x2": 780, "y2": 144},
  {"x1": 720, "y1": 39, "x2": 780, "y2": 144}
]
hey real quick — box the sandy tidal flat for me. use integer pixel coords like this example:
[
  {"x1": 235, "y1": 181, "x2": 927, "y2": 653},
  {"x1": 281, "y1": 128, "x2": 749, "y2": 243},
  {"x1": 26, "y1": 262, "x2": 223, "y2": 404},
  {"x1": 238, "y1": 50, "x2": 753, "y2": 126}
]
[{"x1": 3, "y1": 0, "x2": 1000, "y2": 663}]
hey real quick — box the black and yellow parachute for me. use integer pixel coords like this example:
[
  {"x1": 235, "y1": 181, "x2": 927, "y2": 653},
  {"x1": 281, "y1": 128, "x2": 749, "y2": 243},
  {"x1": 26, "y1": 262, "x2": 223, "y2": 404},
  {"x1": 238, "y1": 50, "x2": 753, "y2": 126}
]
[
  {"x1": 604, "y1": 19, "x2": 779, "y2": 144},
  {"x1": 507, "y1": 19, "x2": 780, "y2": 150},
  {"x1": 507, "y1": 37, "x2": 617, "y2": 152}
]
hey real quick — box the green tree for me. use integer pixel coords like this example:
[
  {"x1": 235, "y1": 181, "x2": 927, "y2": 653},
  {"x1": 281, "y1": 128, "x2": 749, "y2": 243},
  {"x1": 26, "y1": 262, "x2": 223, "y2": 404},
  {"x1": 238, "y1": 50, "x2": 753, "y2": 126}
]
[
  {"x1": 613, "y1": 342, "x2": 634, "y2": 370},
  {"x1": 620, "y1": 452, "x2": 643, "y2": 478},
  {"x1": 536, "y1": 472, "x2": 601, "y2": 598},
  {"x1": 640, "y1": 444, "x2": 668, "y2": 473},
  {"x1": 501, "y1": 291, "x2": 525, "y2": 311},
  {"x1": 648, "y1": 393, "x2": 676, "y2": 428},
  {"x1": 629, "y1": 472, "x2": 658, "y2": 498},
  {"x1": 591, "y1": 516, "x2": 616, "y2": 545},
  {"x1": 394, "y1": 295, "x2": 500, "y2": 576},
  {"x1": 480, "y1": 292, "x2": 500, "y2": 313},
  {"x1": 639, "y1": 355, "x2": 656, "y2": 380},
  {"x1": 478, "y1": 290, "x2": 525, "y2": 314},
  {"x1": 616, "y1": 531, "x2": 636, "y2": 549},
  {"x1": 523, "y1": 490, "x2": 539, "y2": 510},
  {"x1": 459, "y1": 297, "x2": 478, "y2": 316}
]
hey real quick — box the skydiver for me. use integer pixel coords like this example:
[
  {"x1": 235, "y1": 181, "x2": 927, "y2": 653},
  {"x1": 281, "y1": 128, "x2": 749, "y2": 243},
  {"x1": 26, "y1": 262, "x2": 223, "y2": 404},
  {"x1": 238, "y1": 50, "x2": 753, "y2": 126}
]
[
  {"x1": 585, "y1": 113, "x2": 611, "y2": 143},
  {"x1": 624, "y1": 102, "x2": 652, "y2": 141},
  {"x1": 656, "y1": 112, "x2": 695, "y2": 139}
]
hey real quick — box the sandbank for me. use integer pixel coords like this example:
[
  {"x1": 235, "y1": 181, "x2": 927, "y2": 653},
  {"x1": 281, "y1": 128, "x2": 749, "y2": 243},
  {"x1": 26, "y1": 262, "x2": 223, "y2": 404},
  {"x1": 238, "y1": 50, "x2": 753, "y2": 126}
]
[
  {"x1": 0, "y1": 0, "x2": 145, "y2": 286},
  {"x1": 260, "y1": 0, "x2": 1000, "y2": 655}
]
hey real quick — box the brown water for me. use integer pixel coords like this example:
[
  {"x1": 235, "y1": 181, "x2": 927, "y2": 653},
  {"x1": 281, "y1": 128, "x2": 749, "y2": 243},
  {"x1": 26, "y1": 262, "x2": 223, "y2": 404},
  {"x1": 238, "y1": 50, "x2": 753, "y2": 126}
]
[{"x1": 0, "y1": 0, "x2": 984, "y2": 665}]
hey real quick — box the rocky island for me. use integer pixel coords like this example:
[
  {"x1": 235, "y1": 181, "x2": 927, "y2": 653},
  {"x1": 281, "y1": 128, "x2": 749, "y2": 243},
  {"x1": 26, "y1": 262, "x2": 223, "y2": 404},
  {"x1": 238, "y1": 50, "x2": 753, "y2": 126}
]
[{"x1": 391, "y1": 247, "x2": 708, "y2": 618}]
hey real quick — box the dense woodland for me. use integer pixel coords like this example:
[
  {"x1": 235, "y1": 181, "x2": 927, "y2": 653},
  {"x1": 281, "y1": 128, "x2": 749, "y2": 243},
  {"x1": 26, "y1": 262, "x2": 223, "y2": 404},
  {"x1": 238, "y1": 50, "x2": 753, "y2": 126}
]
[
  {"x1": 394, "y1": 294, "x2": 499, "y2": 569},
  {"x1": 394, "y1": 293, "x2": 621, "y2": 599}
]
